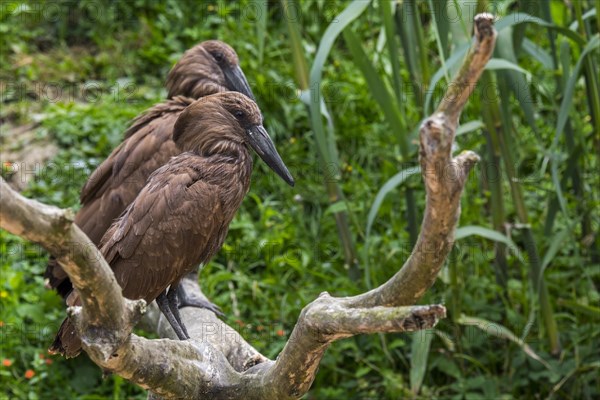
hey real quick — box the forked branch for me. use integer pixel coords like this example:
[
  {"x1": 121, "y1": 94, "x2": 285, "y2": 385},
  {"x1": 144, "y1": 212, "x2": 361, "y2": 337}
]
[{"x1": 0, "y1": 13, "x2": 496, "y2": 400}]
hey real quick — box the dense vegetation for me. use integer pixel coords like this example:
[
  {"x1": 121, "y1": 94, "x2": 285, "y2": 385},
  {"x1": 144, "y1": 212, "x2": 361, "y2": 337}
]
[{"x1": 1, "y1": 0, "x2": 598, "y2": 398}]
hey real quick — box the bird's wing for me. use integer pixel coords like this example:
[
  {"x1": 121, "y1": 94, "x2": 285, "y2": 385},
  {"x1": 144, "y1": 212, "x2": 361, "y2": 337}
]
[
  {"x1": 123, "y1": 96, "x2": 195, "y2": 140},
  {"x1": 75, "y1": 97, "x2": 194, "y2": 245},
  {"x1": 100, "y1": 156, "x2": 226, "y2": 302},
  {"x1": 79, "y1": 97, "x2": 193, "y2": 206}
]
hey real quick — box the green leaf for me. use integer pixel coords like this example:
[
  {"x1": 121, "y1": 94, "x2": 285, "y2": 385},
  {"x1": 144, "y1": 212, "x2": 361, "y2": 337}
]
[
  {"x1": 455, "y1": 225, "x2": 524, "y2": 262},
  {"x1": 410, "y1": 329, "x2": 434, "y2": 394},
  {"x1": 556, "y1": 299, "x2": 600, "y2": 317},
  {"x1": 541, "y1": 228, "x2": 569, "y2": 272},
  {"x1": 255, "y1": 0, "x2": 268, "y2": 64},
  {"x1": 522, "y1": 38, "x2": 554, "y2": 69},
  {"x1": 380, "y1": 0, "x2": 403, "y2": 102},
  {"x1": 554, "y1": 34, "x2": 599, "y2": 148},
  {"x1": 396, "y1": 0, "x2": 431, "y2": 100},
  {"x1": 343, "y1": 28, "x2": 408, "y2": 155},
  {"x1": 324, "y1": 201, "x2": 349, "y2": 216},
  {"x1": 424, "y1": 43, "x2": 469, "y2": 115},
  {"x1": 548, "y1": 362, "x2": 600, "y2": 397},
  {"x1": 308, "y1": 0, "x2": 370, "y2": 163},
  {"x1": 550, "y1": 34, "x2": 600, "y2": 221},
  {"x1": 494, "y1": 28, "x2": 539, "y2": 138},
  {"x1": 429, "y1": 0, "x2": 450, "y2": 58},
  {"x1": 486, "y1": 58, "x2": 532, "y2": 79},
  {"x1": 495, "y1": 13, "x2": 585, "y2": 46},
  {"x1": 456, "y1": 120, "x2": 484, "y2": 136},
  {"x1": 433, "y1": 329, "x2": 455, "y2": 352},
  {"x1": 309, "y1": 0, "x2": 371, "y2": 85},
  {"x1": 282, "y1": 0, "x2": 309, "y2": 90},
  {"x1": 366, "y1": 166, "x2": 421, "y2": 239},
  {"x1": 568, "y1": 8, "x2": 598, "y2": 31},
  {"x1": 455, "y1": 225, "x2": 515, "y2": 246},
  {"x1": 457, "y1": 315, "x2": 551, "y2": 369}
]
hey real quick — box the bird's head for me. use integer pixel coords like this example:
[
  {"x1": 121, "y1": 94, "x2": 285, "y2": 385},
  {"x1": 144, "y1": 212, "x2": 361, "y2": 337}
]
[
  {"x1": 166, "y1": 40, "x2": 255, "y2": 101},
  {"x1": 173, "y1": 92, "x2": 294, "y2": 187}
]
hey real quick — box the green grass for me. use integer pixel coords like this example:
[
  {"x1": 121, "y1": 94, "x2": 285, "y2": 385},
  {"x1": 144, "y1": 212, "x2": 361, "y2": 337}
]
[{"x1": 1, "y1": 0, "x2": 598, "y2": 398}]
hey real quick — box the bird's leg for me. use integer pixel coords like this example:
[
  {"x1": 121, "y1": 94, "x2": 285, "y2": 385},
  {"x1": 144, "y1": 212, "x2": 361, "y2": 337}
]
[
  {"x1": 156, "y1": 290, "x2": 189, "y2": 340},
  {"x1": 177, "y1": 269, "x2": 224, "y2": 316},
  {"x1": 166, "y1": 283, "x2": 189, "y2": 339}
]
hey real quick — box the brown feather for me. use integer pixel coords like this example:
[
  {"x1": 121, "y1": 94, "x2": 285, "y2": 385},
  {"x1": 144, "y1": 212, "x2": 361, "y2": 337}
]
[
  {"x1": 165, "y1": 41, "x2": 235, "y2": 100},
  {"x1": 75, "y1": 97, "x2": 193, "y2": 244},
  {"x1": 51, "y1": 92, "x2": 265, "y2": 357},
  {"x1": 45, "y1": 40, "x2": 250, "y2": 298}
]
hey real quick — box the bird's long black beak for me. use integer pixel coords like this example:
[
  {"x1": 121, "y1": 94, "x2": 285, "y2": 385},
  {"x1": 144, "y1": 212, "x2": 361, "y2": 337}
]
[
  {"x1": 246, "y1": 125, "x2": 294, "y2": 187},
  {"x1": 224, "y1": 66, "x2": 255, "y2": 101}
]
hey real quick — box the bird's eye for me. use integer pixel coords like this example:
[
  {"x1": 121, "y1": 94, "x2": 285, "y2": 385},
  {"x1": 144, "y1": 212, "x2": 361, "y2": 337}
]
[
  {"x1": 235, "y1": 110, "x2": 245, "y2": 119},
  {"x1": 213, "y1": 52, "x2": 224, "y2": 62}
]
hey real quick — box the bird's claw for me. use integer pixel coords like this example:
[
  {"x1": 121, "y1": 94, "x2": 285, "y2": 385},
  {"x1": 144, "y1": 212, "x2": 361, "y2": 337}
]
[
  {"x1": 178, "y1": 293, "x2": 224, "y2": 317},
  {"x1": 181, "y1": 298, "x2": 224, "y2": 317}
]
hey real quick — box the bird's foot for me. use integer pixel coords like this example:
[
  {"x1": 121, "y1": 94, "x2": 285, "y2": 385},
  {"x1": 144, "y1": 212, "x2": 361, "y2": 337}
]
[
  {"x1": 178, "y1": 292, "x2": 224, "y2": 317},
  {"x1": 157, "y1": 291, "x2": 190, "y2": 340},
  {"x1": 167, "y1": 285, "x2": 190, "y2": 339}
]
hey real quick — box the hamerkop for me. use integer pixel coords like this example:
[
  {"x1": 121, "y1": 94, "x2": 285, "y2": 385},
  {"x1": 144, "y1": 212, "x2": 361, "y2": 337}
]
[
  {"x1": 50, "y1": 92, "x2": 294, "y2": 358},
  {"x1": 45, "y1": 40, "x2": 255, "y2": 302}
]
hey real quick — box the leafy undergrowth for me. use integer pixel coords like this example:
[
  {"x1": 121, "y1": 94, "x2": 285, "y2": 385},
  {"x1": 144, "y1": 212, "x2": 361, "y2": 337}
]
[{"x1": 1, "y1": 1, "x2": 598, "y2": 399}]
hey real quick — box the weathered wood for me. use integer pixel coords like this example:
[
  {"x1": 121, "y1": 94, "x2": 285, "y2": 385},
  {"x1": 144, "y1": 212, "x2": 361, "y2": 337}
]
[{"x1": 0, "y1": 13, "x2": 497, "y2": 400}]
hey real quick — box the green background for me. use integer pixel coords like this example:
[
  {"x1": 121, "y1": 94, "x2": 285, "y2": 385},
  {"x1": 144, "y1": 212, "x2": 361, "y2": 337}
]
[{"x1": 0, "y1": 1, "x2": 598, "y2": 399}]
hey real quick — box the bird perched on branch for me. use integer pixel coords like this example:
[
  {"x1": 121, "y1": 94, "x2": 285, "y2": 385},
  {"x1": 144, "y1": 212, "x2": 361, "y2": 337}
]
[
  {"x1": 45, "y1": 40, "x2": 255, "y2": 301},
  {"x1": 50, "y1": 91, "x2": 295, "y2": 358}
]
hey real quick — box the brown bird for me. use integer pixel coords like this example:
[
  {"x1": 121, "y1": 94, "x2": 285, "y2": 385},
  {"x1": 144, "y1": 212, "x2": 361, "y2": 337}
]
[
  {"x1": 45, "y1": 40, "x2": 255, "y2": 301},
  {"x1": 50, "y1": 91, "x2": 294, "y2": 358}
]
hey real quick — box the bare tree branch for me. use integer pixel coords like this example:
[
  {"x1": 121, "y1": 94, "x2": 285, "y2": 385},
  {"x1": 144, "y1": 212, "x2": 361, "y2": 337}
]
[
  {"x1": 0, "y1": 13, "x2": 497, "y2": 400},
  {"x1": 0, "y1": 173, "x2": 446, "y2": 399},
  {"x1": 153, "y1": 276, "x2": 269, "y2": 372},
  {"x1": 0, "y1": 177, "x2": 143, "y2": 357},
  {"x1": 347, "y1": 13, "x2": 496, "y2": 309}
]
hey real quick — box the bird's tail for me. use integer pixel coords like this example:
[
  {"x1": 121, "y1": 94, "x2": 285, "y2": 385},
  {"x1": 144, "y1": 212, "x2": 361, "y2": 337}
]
[
  {"x1": 44, "y1": 256, "x2": 73, "y2": 299},
  {"x1": 49, "y1": 318, "x2": 82, "y2": 358}
]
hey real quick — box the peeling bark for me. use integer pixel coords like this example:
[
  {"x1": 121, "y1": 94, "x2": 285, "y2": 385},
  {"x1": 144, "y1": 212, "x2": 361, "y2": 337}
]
[{"x1": 0, "y1": 14, "x2": 496, "y2": 399}]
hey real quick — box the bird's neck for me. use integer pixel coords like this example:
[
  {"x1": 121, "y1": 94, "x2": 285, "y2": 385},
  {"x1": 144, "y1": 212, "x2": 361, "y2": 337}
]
[
  {"x1": 187, "y1": 138, "x2": 253, "y2": 217},
  {"x1": 172, "y1": 110, "x2": 253, "y2": 193},
  {"x1": 198, "y1": 135, "x2": 249, "y2": 162},
  {"x1": 167, "y1": 76, "x2": 227, "y2": 99},
  {"x1": 185, "y1": 129, "x2": 252, "y2": 183},
  {"x1": 175, "y1": 121, "x2": 244, "y2": 156},
  {"x1": 166, "y1": 57, "x2": 226, "y2": 99}
]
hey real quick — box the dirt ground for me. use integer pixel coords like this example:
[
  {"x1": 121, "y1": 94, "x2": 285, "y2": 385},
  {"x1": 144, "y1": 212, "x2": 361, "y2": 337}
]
[{"x1": 0, "y1": 121, "x2": 58, "y2": 191}]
